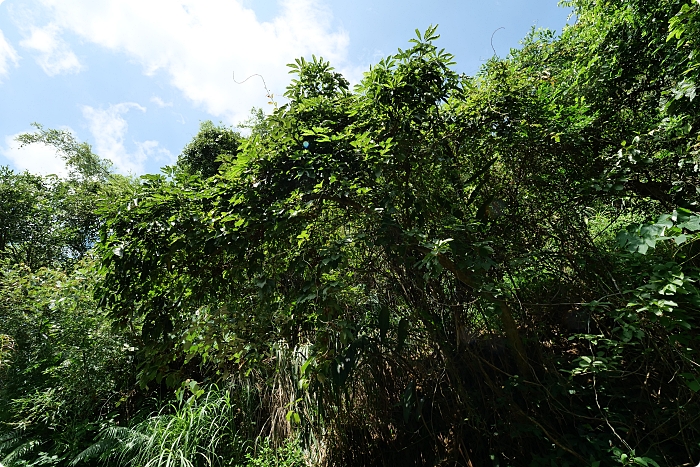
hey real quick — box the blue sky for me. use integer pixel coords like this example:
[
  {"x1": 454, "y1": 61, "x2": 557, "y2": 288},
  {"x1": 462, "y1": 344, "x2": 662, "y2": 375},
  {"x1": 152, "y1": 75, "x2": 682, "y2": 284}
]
[{"x1": 0, "y1": 0, "x2": 572, "y2": 176}]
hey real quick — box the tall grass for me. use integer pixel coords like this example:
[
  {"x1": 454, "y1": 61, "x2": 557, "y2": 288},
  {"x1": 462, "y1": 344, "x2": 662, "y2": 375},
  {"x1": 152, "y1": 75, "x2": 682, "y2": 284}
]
[{"x1": 72, "y1": 387, "x2": 246, "y2": 467}]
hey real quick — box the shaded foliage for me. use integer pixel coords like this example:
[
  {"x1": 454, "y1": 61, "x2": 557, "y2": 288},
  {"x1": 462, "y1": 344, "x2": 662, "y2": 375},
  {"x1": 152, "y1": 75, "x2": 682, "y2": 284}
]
[
  {"x1": 0, "y1": 259, "x2": 135, "y2": 466},
  {"x1": 3, "y1": 1, "x2": 700, "y2": 466},
  {"x1": 96, "y1": 7, "x2": 700, "y2": 466}
]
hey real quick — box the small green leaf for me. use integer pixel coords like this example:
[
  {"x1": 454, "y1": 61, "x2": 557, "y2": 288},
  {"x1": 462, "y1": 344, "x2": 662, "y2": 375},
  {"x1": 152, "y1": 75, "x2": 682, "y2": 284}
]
[
  {"x1": 686, "y1": 378, "x2": 700, "y2": 392},
  {"x1": 285, "y1": 410, "x2": 301, "y2": 424}
]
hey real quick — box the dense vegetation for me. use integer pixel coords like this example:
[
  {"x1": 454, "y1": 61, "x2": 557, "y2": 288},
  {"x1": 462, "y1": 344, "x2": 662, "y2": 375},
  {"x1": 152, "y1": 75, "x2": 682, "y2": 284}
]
[{"x1": 1, "y1": 0, "x2": 699, "y2": 465}]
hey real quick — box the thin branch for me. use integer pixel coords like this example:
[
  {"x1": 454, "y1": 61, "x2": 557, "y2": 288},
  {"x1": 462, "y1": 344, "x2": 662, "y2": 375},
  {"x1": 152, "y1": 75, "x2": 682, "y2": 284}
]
[
  {"x1": 233, "y1": 72, "x2": 277, "y2": 107},
  {"x1": 491, "y1": 27, "x2": 505, "y2": 57}
]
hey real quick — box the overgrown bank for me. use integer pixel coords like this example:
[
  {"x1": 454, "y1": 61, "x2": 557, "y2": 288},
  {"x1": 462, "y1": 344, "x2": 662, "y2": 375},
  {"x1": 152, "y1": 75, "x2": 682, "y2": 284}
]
[{"x1": 2, "y1": 0, "x2": 700, "y2": 465}]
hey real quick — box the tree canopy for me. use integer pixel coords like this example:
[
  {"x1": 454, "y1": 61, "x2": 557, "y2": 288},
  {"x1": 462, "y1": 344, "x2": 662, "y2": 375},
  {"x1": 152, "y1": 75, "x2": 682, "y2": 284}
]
[{"x1": 177, "y1": 121, "x2": 243, "y2": 178}]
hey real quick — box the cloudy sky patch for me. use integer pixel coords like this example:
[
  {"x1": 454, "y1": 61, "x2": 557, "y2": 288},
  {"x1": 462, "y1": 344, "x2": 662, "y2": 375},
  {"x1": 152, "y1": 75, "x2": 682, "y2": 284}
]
[
  {"x1": 81, "y1": 102, "x2": 173, "y2": 175},
  {"x1": 0, "y1": 0, "x2": 572, "y2": 175},
  {"x1": 0, "y1": 29, "x2": 19, "y2": 79},
  {"x1": 1, "y1": 131, "x2": 70, "y2": 177},
  {"x1": 19, "y1": 23, "x2": 82, "y2": 75},
  {"x1": 36, "y1": 0, "x2": 348, "y2": 122}
]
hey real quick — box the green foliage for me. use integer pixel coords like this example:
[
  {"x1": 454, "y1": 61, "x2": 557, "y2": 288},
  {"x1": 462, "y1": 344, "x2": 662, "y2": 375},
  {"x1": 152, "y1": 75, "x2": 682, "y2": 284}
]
[
  {"x1": 94, "y1": 9, "x2": 700, "y2": 463},
  {"x1": 239, "y1": 108, "x2": 272, "y2": 141},
  {"x1": 15, "y1": 123, "x2": 111, "y2": 182},
  {"x1": 243, "y1": 438, "x2": 308, "y2": 467},
  {"x1": 0, "y1": 128, "x2": 141, "y2": 466},
  {"x1": 617, "y1": 208, "x2": 700, "y2": 254},
  {"x1": 178, "y1": 121, "x2": 242, "y2": 177},
  {"x1": 0, "y1": 127, "x2": 137, "y2": 269},
  {"x1": 0, "y1": 259, "x2": 134, "y2": 467},
  {"x1": 4, "y1": 0, "x2": 700, "y2": 465},
  {"x1": 73, "y1": 387, "x2": 246, "y2": 467},
  {"x1": 0, "y1": 167, "x2": 101, "y2": 269}
]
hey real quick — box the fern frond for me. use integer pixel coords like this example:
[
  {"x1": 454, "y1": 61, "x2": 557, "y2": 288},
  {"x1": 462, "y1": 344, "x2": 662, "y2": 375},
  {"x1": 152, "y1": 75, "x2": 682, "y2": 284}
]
[
  {"x1": 1, "y1": 439, "x2": 40, "y2": 465},
  {"x1": 0, "y1": 430, "x2": 24, "y2": 453},
  {"x1": 69, "y1": 438, "x2": 117, "y2": 466}
]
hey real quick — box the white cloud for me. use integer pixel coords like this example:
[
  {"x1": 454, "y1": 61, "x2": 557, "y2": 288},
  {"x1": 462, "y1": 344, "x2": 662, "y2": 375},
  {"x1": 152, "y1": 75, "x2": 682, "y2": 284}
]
[
  {"x1": 0, "y1": 29, "x2": 19, "y2": 80},
  {"x1": 0, "y1": 132, "x2": 69, "y2": 177},
  {"x1": 150, "y1": 96, "x2": 173, "y2": 108},
  {"x1": 19, "y1": 23, "x2": 82, "y2": 76},
  {"x1": 35, "y1": 0, "x2": 350, "y2": 124},
  {"x1": 81, "y1": 102, "x2": 174, "y2": 175},
  {"x1": 135, "y1": 139, "x2": 174, "y2": 165}
]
